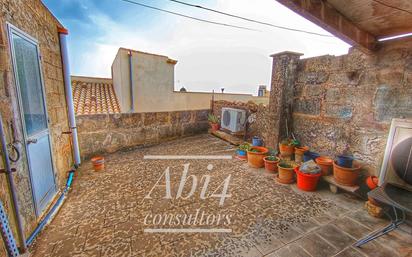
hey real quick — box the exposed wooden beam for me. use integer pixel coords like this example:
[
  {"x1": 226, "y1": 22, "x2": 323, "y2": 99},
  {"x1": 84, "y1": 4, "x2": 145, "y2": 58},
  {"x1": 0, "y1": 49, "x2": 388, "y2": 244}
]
[{"x1": 275, "y1": 0, "x2": 377, "y2": 52}]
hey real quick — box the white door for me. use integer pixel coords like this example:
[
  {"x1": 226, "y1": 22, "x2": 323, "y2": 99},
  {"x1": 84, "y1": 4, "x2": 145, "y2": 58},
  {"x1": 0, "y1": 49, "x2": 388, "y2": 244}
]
[{"x1": 8, "y1": 25, "x2": 57, "y2": 216}]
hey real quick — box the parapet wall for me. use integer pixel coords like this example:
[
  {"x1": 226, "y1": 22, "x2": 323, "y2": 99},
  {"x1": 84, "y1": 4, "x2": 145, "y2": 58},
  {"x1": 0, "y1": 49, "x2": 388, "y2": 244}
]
[{"x1": 76, "y1": 110, "x2": 210, "y2": 158}]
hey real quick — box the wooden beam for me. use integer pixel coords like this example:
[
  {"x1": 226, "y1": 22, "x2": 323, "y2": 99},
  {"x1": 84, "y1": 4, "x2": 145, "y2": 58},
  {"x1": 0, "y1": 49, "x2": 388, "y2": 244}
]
[{"x1": 275, "y1": 0, "x2": 377, "y2": 52}]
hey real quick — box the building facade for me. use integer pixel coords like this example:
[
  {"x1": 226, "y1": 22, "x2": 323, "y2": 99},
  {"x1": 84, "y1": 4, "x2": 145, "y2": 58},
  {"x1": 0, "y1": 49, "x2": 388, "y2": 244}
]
[
  {"x1": 112, "y1": 48, "x2": 268, "y2": 113},
  {"x1": 0, "y1": 0, "x2": 74, "y2": 254}
]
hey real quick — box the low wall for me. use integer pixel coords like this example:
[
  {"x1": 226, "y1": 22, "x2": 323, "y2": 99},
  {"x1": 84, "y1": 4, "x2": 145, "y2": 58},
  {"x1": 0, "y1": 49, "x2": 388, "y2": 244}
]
[
  {"x1": 211, "y1": 100, "x2": 269, "y2": 143},
  {"x1": 76, "y1": 110, "x2": 209, "y2": 159}
]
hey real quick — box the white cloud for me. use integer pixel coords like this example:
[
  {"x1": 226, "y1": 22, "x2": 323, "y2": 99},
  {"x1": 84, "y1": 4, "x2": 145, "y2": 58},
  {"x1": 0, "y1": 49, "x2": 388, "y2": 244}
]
[{"x1": 71, "y1": 0, "x2": 350, "y2": 94}]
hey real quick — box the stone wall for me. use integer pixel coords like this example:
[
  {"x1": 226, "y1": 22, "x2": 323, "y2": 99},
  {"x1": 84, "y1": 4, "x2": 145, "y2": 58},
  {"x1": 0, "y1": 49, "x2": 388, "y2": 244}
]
[
  {"x1": 0, "y1": 0, "x2": 73, "y2": 253},
  {"x1": 290, "y1": 38, "x2": 412, "y2": 175},
  {"x1": 76, "y1": 110, "x2": 210, "y2": 159},
  {"x1": 211, "y1": 100, "x2": 269, "y2": 143}
]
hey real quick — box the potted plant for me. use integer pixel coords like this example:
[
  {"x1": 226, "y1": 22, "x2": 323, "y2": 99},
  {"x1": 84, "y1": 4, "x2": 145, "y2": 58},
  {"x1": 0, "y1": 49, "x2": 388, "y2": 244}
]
[
  {"x1": 263, "y1": 155, "x2": 280, "y2": 173},
  {"x1": 247, "y1": 146, "x2": 268, "y2": 168},
  {"x1": 208, "y1": 114, "x2": 220, "y2": 132},
  {"x1": 295, "y1": 146, "x2": 309, "y2": 163},
  {"x1": 236, "y1": 143, "x2": 251, "y2": 160},
  {"x1": 333, "y1": 161, "x2": 361, "y2": 186},
  {"x1": 279, "y1": 138, "x2": 300, "y2": 160},
  {"x1": 295, "y1": 161, "x2": 322, "y2": 191},
  {"x1": 277, "y1": 160, "x2": 297, "y2": 184}
]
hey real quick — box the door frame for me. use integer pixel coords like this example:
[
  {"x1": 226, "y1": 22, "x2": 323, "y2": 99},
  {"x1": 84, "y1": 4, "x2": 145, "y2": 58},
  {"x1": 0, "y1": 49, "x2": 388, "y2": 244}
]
[{"x1": 7, "y1": 23, "x2": 57, "y2": 217}]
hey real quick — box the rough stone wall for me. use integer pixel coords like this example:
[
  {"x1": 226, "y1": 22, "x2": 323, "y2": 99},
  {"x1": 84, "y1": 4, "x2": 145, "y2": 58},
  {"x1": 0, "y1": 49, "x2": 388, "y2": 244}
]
[
  {"x1": 0, "y1": 0, "x2": 73, "y2": 252},
  {"x1": 268, "y1": 52, "x2": 302, "y2": 149},
  {"x1": 76, "y1": 110, "x2": 210, "y2": 159},
  {"x1": 292, "y1": 38, "x2": 412, "y2": 175},
  {"x1": 211, "y1": 100, "x2": 269, "y2": 143}
]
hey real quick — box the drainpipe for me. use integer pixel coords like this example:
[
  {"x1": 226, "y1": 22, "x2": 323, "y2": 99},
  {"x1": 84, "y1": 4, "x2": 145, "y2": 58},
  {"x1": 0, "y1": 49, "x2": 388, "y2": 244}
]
[
  {"x1": 0, "y1": 113, "x2": 26, "y2": 253},
  {"x1": 128, "y1": 50, "x2": 135, "y2": 112},
  {"x1": 58, "y1": 28, "x2": 81, "y2": 166}
]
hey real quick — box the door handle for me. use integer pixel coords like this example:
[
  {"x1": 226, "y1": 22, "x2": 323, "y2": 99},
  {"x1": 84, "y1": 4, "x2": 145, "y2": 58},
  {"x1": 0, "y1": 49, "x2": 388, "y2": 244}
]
[{"x1": 27, "y1": 138, "x2": 38, "y2": 144}]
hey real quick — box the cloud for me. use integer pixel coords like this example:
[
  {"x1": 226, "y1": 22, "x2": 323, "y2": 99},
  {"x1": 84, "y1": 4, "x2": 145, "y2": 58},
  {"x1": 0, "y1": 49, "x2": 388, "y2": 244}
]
[{"x1": 45, "y1": 0, "x2": 350, "y2": 94}]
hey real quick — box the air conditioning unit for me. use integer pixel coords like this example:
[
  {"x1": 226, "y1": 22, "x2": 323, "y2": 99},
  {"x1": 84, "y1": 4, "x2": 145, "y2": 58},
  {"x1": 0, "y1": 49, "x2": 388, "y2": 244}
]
[
  {"x1": 379, "y1": 118, "x2": 412, "y2": 192},
  {"x1": 221, "y1": 108, "x2": 246, "y2": 133}
]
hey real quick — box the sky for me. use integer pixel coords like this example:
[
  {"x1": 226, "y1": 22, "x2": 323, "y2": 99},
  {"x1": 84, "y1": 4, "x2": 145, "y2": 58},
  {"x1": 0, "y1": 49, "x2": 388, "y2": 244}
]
[{"x1": 42, "y1": 0, "x2": 350, "y2": 95}]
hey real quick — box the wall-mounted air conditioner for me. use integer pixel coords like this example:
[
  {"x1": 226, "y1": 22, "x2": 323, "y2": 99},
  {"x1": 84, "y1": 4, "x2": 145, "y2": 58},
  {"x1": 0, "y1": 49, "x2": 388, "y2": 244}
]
[
  {"x1": 221, "y1": 108, "x2": 246, "y2": 133},
  {"x1": 379, "y1": 118, "x2": 412, "y2": 192}
]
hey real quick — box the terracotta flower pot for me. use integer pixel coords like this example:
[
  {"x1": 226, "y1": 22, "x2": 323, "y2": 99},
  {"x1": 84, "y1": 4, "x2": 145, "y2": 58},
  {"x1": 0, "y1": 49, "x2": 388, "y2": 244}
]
[
  {"x1": 366, "y1": 176, "x2": 379, "y2": 190},
  {"x1": 333, "y1": 161, "x2": 361, "y2": 186},
  {"x1": 294, "y1": 146, "x2": 309, "y2": 163},
  {"x1": 295, "y1": 167, "x2": 321, "y2": 191},
  {"x1": 210, "y1": 123, "x2": 220, "y2": 132},
  {"x1": 315, "y1": 156, "x2": 333, "y2": 176},
  {"x1": 263, "y1": 156, "x2": 280, "y2": 173},
  {"x1": 247, "y1": 146, "x2": 268, "y2": 168},
  {"x1": 277, "y1": 163, "x2": 296, "y2": 184},
  {"x1": 279, "y1": 143, "x2": 295, "y2": 160},
  {"x1": 91, "y1": 156, "x2": 105, "y2": 171}
]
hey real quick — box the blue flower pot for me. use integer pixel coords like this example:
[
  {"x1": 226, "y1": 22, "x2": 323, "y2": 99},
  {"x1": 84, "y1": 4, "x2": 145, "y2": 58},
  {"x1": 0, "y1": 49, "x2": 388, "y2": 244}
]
[
  {"x1": 337, "y1": 155, "x2": 354, "y2": 168},
  {"x1": 303, "y1": 151, "x2": 320, "y2": 162},
  {"x1": 236, "y1": 149, "x2": 247, "y2": 157},
  {"x1": 252, "y1": 136, "x2": 263, "y2": 146}
]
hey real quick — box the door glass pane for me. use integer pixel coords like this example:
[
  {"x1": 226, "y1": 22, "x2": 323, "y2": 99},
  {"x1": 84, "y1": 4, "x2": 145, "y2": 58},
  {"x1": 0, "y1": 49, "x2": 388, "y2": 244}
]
[{"x1": 12, "y1": 33, "x2": 47, "y2": 136}]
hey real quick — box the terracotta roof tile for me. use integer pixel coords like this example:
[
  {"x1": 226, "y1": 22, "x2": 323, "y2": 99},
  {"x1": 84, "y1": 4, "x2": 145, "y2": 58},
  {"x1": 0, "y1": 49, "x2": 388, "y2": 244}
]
[{"x1": 72, "y1": 79, "x2": 121, "y2": 115}]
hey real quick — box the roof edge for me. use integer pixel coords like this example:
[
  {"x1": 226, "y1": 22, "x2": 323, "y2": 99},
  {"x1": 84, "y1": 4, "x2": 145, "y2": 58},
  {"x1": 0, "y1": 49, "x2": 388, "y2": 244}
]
[{"x1": 119, "y1": 47, "x2": 178, "y2": 63}]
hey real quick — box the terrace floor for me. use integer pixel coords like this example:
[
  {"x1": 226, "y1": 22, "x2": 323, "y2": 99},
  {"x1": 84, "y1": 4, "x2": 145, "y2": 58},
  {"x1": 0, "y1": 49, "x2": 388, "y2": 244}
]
[{"x1": 30, "y1": 134, "x2": 412, "y2": 257}]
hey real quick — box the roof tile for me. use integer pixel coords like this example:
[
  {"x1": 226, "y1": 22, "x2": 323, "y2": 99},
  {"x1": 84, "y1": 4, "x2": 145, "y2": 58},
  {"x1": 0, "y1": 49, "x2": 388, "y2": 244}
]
[{"x1": 72, "y1": 79, "x2": 121, "y2": 115}]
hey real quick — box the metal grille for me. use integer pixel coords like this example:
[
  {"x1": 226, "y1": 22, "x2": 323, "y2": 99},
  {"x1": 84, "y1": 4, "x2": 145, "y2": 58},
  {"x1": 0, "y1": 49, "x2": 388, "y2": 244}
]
[
  {"x1": 0, "y1": 201, "x2": 19, "y2": 257},
  {"x1": 222, "y1": 110, "x2": 231, "y2": 127}
]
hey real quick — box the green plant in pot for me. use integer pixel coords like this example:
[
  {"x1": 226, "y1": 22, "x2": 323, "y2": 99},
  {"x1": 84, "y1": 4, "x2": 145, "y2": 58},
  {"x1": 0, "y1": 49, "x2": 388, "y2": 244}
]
[
  {"x1": 277, "y1": 160, "x2": 297, "y2": 184},
  {"x1": 279, "y1": 138, "x2": 300, "y2": 160},
  {"x1": 247, "y1": 146, "x2": 269, "y2": 168},
  {"x1": 236, "y1": 143, "x2": 250, "y2": 160},
  {"x1": 263, "y1": 153, "x2": 280, "y2": 173},
  {"x1": 208, "y1": 114, "x2": 220, "y2": 131}
]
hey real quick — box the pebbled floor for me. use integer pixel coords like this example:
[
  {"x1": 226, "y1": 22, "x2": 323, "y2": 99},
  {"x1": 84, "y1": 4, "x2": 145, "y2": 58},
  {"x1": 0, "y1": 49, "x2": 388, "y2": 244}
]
[{"x1": 29, "y1": 134, "x2": 412, "y2": 257}]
